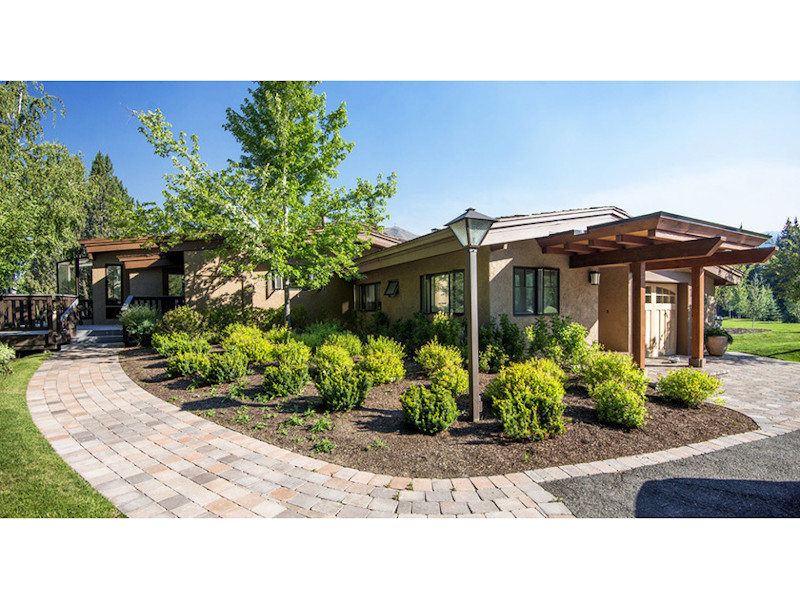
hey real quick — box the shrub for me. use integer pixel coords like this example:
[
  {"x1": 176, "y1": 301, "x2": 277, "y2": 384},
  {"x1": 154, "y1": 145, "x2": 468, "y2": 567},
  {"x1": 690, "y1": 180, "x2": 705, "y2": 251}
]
[
  {"x1": 166, "y1": 351, "x2": 211, "y2": 379},
  {"x1": 262, "y1": 364, "x2": 310, "y2": 398},
  {"x1": 154, "y1": 305, "x2": 204, "y2": 337},
  {"x1": 479, "y1": 344, "x2": 509, "y2": 374},
  {"x1": 431, "y1": 312, "x2": 463, "y2": 346},
  {"x1": 295, "y1": 320, "x2": 343, "y2": 349},
  {"x1": 592, "y1": 379, "x2": 648, "y2": 428},
  {"x1": 400, "y1": 385, "x2": 458, "y2": 434},
  {"x1": 152, "y1": 332, "x2": 211, "y2": 358},
  {"x1": 484, "y1": 362, "x2": 566, "y2": 441},
  {"x1": 205, "y1": 351, "x2": 248, "y2": 384},
  {"x1": 655, "y1": 369, "x2": 724, "y2": 408},
  {"x1": 415, "y1": 340, "x2": 462, "y2": 374},
  {"x1": 430, "y1": 364, "x2": 469, "y2": 396},
  {"x1": 271, "y1": 339, "x2": 311, "y2": 368},
  {"x1": 313, "y1": 344, "x2": 354, "y2": 375},
  {"x1": 0, "y1": 342, "x2": 15, "y2": 376},
  {"x1": 363, "y1": 335, "x2": 405, "y2": 360},
  {"x1": 315, "y1": 368, "x2": 372, "y2": 412},
  {"x1": 325, "y1": 332, "x2": 363, "y2": 358},
  {"x1": 580, "y1": 349, "x2": 648, "y2": 397},
  {"x1": 526, "y1": 315, "x2": 590, "y2": 372},
  {"x1": 263, "y1": 326, "x2": 291, "y2": 344},
  {"x1": 357, "y1": 351, "x2": 405, "y2": 384},
  {"x1": 120, "y1": 304, "x2": 160, "y2": 345},
  {"x1": 480, "y1": 314, "x2": 526, "y2": 364},
  {"x1": 704, "y1": 325, "x2": 733, "y2": 343},
  {"x1": 528, "y1": 357, "x2": 568, "y2": 384},
  {"x1": 290, "y1": 304, "x2": 309, "y2": 331},
  {"x1": 221, "y1": 324, "x2": 273, "y2": 364}
]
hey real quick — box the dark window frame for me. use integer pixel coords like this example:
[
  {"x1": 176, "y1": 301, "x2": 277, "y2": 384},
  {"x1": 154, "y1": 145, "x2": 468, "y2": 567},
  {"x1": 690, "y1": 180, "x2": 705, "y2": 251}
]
[
  {"x1": 105, "y1": 264, "x2": 123, "y2": 306},
  {"x1": 420, "y1": 270, "x2": 465, "y2": 315},
  {"x1": 384, "y1": 280, "x2": 400, "y2": 297},
  {"x1": 357, "y1": 282, "x2": 381, "y2": 312},
  {"x1": 513, "y1": 266, "x2": 560, "y2": 316}
]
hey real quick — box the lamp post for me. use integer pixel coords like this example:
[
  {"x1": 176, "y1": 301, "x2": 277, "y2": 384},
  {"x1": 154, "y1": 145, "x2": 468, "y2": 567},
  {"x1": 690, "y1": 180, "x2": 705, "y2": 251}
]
[{"x1": 446, "y1": 208, "x2": 496, "y2": 422}]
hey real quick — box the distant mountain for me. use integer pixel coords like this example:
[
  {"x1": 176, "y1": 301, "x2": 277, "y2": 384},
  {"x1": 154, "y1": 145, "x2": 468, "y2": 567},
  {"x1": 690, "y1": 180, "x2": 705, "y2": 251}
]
[{"x1": 383, "y1": 226, "x2": 418, "y2": 241}]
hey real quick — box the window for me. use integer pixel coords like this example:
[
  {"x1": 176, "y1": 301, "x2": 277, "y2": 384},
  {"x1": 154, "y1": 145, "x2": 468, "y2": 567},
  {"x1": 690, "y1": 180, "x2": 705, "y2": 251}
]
[
  {"x1": 56, "y1": 260, "x2": 76, "y2": 295},
  {"x1": 106, "y1": 264, "x2": 122, "y2": 305},
  {"x1": 421, "y1": 270, "x2": 464, "y2": 314},
  {"x1": 646, "y1": 286, "x2": 676, "y2": 305},
  {"x1": 271, "y1": 273, "x2": 284, "y2": 292},
  {"x1": 384, "y1": 280, "x2": 399, "y2": 297},
  {"x1": 358, "y1": 282, "x2": 380, "y2": 311},
  {"x1": 513, "y1": 267, "x2": 559, "y2": 315}
]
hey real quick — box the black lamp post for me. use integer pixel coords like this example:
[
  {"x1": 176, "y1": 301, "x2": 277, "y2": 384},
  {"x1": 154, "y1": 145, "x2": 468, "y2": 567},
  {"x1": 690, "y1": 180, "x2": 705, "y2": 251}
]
[{"x1": 446, "y1": 208, "x2": 496, "y2": 422}]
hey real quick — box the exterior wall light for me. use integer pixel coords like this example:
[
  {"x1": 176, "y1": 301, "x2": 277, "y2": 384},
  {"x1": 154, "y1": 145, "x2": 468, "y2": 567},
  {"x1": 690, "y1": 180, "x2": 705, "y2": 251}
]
[{"x1": 589, "y1": 270, "x2": 601, "y2": 286}]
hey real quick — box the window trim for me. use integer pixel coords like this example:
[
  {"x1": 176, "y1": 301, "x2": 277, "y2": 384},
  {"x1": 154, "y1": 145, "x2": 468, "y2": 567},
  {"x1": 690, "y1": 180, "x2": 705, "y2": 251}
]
[
  {"x1": 513, "y1": 266, "x2": 560, "y2": 316},
  {"x1": 384, "y1": 280, "x2": 400, "y2": 297},
  {"x1": 420, "y1": 270, "x2": 465, "y2": 315},
  {"x1": 357, "y1": 282, "x2": 381, "y2": 312}
]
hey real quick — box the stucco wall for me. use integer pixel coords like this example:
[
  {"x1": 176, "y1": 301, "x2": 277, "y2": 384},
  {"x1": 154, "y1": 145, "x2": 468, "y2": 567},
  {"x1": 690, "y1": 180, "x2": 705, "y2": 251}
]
[
  {"x1": 489, "y1": 239, "x2": 600, "y2": 343},
  {"x1": 128, "y1": 269, "x2": 163, "y2": 297},
  {"x1": 597, "y1": 266, "x2": 630, "y2": 351}
]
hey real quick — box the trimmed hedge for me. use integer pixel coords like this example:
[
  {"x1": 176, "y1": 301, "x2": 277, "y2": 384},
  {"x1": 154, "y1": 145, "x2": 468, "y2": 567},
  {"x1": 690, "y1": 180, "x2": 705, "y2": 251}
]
[
  {"x1": 592, "y1": 379, "x2": 648, "y2": 428},
  {"x1": 401, "y1": 384, "x2": 458, "y2": 434},
  {"x1": 656, "y1": 369, "x2": 724, "y2": 408},
  {"x1": 315, "y1": 368, "x2": 372, "y2": 412}
]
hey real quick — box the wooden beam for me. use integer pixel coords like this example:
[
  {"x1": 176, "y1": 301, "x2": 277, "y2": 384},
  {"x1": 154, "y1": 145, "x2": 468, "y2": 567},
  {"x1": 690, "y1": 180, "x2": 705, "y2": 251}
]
[
  {"x1": 690, "y1": 266, "x2": 705, "y2": 367},
  {"x1": 587, "y1": 239, "x2": 620, "y2": 250},
  {"x1": 616, "y1": 234, "x2": 651, "y2": 247},
  {"x1": 570, "y1": 237, "x2": 725, "y2": 269},
  {"x1": 645, "y1": 247, "x2": 776, "y2": 271},
  {"x1": 630, "y1": 262, "x2": 646, "y2": 369},
  {"x1": 541, "y1": 246, "x2": 573, "y2": 255},
  {"x1": 563, "y1": 243, "x2": 593, "y2": 255}
]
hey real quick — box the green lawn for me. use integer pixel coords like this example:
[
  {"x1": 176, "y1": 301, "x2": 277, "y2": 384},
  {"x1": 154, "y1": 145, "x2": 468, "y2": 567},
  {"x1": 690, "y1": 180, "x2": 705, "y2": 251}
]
[
  {"x1": 721, "y1": 319, "x2": 800, "y2": 363},
  {"x1": 0, "y1": 353, "x2": 123, "y2": 518}
]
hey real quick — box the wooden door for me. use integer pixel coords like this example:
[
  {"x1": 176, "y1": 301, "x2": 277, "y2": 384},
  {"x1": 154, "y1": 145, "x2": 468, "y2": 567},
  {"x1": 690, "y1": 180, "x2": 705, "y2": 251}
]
[{"x1": 645, "y1": 284, "x2": 678, "y2": 357}]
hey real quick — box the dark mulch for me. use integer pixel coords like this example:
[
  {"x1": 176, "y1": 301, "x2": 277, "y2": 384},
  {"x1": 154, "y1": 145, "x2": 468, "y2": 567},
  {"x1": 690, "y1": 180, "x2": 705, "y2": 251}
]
[
  {"x1": 118, "y1": 346, "x2": 758, "y2": 479},
  {"x1": 726, "y1": 328, "x2": 771, "y2": 334}
]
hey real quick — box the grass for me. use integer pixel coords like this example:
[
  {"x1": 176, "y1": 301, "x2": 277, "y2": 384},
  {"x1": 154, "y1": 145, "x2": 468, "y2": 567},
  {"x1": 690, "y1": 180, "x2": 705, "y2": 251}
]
[
  {"x1": 721, "y1": 319, "x2": 800, "y2": 363},
  {"x1": 0, "y1": 353, "x2": 123, "y2": 518}
]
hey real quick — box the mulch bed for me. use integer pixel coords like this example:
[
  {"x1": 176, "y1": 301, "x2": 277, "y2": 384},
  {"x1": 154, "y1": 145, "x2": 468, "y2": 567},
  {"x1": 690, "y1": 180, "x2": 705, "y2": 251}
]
[{"x1": 118, "y1": 346, "x2": 758, "y2": 479}]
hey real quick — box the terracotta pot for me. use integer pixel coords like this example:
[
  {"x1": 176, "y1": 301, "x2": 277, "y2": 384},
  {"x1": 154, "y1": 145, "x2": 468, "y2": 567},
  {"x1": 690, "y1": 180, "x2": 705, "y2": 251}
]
[{"x1": 705, "y1": 335, "x2": 729, "y2": 356}]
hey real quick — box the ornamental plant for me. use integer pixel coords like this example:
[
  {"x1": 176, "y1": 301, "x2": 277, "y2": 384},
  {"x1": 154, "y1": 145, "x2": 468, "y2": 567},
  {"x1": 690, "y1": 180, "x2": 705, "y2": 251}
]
[
  {"x1": 205, "y1": 351, "x2": 248, "y2": 384},
  {"x1": 655, "y1": 369, "x2": 724, "y2": 408},
  {"x1": 153, "y1": 332, "x2": 211, "y2": 358},
  {"x1": 479, "y1": 344, "x2": 509, "y2": 374},
  {"x1": 579, "y1": 349, "x2": 649, "y2": 398},
  {"x1": 325, "y1": 332, "x2": 363, "y2": 358},
  {"x1": 119, "y1": 304, "x2": 160, "y2": 346},
  {"x1": 221, "y1": 324, "x2": 273, "y2": 364},
  {"x1": 592, "y1": 379, "x2": 649, "y2": 429},
  {"x1": 154, "y1": 305, "x2": 204, "y2": 337},
  {"x1": 480, "y1": 314, "x2": 526, "y2": 364},
  {"x1": 271, "y1": 338, "x2": 311, "y2": 368},
  {"x1": 400, "y1": 384, "x2": 458, "y2": 434},
  {"x1": 356, "y1": 350, "x2": 405, "y2": 384},
  {"x1": 415, "y1": 340, "x2": 462, "y2": 374},
  {"x1": 166, "y1": 351, "x2": 211, "y2": 379},
  {"x1": 315, "y1": 367, "x2": 372, "y2": 412},
  {"x1": 431, "y1": 312, "x2": 463, "y2": 346},
  {"x1": 294, "y1": 320, "x2": 343, "y2": 349},
  {"x1": 363, "y1": 335, "x2": 405, "y2": 361},
  {"x1": 430, "y1": 364, "x2": 469, "y2": 396},
  {"x1": 313, "y1": 344, "x2": 354, "y2": 376},
  {"x1": 704, "y1": 325, "x2": 733, "y2": 343},
  {"x1": 526, "y1": 314, "x2": 590, "y2": 372},
  {"x1": 0, "y1": 342, "x2": 15, "y2": 376},
  {"x1": 263, "y1": 364, "x2": 310, "y2": 398}
]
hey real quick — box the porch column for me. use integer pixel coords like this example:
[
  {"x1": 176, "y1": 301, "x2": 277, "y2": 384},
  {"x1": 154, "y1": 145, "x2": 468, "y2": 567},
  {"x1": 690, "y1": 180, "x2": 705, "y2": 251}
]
[
  {"x1": 676, "y1": 282, "x2": 690, "y2": 355},
  {"x1": 690, "y1": 266, "x2": 705, "y2": 367},
  {"x1": 630, "y1": 261, "x2": 646, "y2": 369}
]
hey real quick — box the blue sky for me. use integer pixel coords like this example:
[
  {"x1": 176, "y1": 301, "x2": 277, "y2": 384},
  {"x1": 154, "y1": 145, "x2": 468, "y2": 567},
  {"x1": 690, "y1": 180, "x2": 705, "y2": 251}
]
[{"x1": 40, "y1": 81, "x2": 800, "y2": 236}]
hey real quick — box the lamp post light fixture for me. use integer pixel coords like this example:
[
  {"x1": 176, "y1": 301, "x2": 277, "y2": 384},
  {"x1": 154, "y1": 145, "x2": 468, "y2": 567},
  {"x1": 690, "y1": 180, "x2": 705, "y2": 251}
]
[
  {"x1": 446, "y1": 208, "x2": 497, "y2": 422},
  {"x1": 588, "y1": 270, "x2": 601, "y2": 286}
]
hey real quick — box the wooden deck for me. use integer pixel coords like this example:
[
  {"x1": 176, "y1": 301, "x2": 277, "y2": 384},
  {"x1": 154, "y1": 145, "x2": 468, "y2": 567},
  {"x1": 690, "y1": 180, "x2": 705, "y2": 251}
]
[{"x1": 0, "y1": 294, "x2": 80, "y2": 351}]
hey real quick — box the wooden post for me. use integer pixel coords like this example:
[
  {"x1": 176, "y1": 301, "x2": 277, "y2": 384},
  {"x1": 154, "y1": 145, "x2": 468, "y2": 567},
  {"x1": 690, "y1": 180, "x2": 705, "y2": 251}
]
[
  {"x1": 676, "y1": 282, "x2": 690, "y2": 356},
  {"x1": 630, "y1": 261, "x2": 646, "y2": 369},
  {"x1": 690, "y1": 266, "x2": 705, "y2": 367}
]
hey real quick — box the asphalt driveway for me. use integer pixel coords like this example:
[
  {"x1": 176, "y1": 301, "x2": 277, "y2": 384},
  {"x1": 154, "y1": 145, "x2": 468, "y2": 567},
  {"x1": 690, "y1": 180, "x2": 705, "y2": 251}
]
[{"x1": 541, "y1": 430, "x2": 800, "y2": 518}]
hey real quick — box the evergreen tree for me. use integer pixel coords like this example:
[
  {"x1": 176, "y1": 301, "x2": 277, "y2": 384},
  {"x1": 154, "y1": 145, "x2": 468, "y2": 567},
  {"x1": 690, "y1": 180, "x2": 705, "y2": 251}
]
[
  {"x1": 766, "y1": 217, "x2": 800, "y2": 314},
  {"x1": 83, "y1": 151, "x2": 136, "y2": 239}
]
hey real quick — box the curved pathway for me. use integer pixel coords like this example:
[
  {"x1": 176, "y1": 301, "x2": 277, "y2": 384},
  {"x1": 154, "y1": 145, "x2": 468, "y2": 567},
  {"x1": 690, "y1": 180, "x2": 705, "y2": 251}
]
[{"x1": 26, "y1": 348, "x2": 800, "y2": 518}]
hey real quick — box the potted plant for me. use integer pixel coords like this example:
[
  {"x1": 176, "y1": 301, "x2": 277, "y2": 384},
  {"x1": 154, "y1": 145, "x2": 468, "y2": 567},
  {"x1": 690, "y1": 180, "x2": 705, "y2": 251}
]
[{"x1": 704, "y1": 325, "x2": 733, "y2": 356}]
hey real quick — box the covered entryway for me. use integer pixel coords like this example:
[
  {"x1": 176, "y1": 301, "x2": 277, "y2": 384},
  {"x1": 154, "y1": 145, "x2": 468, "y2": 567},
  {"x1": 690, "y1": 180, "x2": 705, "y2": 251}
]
[{"x1": 645, "y1": 284, "x2": 677, "y2": 357}]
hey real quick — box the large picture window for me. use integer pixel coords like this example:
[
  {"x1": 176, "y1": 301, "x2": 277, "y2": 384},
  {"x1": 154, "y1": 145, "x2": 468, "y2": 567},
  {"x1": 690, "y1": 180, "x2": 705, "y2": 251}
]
[
  {"x1": 513, "y1": 267, "x2": 559, "y2": 315},
  {"x1": 421, "y1": 270, "x2": 464, "y2": 314},
  {"x1": 357, "y1": 282, "x2": 380, "y2": 312},
  {"x1": 106, "y1": 264, "x2": 123, "y2": 305}
]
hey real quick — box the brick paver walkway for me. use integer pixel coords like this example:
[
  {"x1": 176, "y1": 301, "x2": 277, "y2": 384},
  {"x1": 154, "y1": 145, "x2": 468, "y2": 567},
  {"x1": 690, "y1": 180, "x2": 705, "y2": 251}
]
[{"x1": 26, "y1": 347, "x2": 800, "y2": 518}]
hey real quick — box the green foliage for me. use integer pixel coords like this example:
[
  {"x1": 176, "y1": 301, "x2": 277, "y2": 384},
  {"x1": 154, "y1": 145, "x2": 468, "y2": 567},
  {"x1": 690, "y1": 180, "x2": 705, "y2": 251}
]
[
  {"x1": 0, "y1": 342, "x2": 15, "y2": 376},
  {"x1": 120, "y1": 304, "x2": 160, "y2": 345},
  {"x1": 154, "y1": 306, "x2": 204, "y2": 337},
  {"x1": 294, "y1": 320, "x2": 343, "y2": 349},
  {"x1": 84, "y1": 151, "x2": 137, "y2": 239},
  {"x1": 313, "y1": 344, "x2": 354, "y2": 375},
  {"x1": 486, "y1": 363, "x2": 567, "y2": 441},
  {"x1": 480, "y1": 314, "x2": 526, "y2": 364},
  {"x1": 325, "y1": 332, "x2": 363, "y2": 357},
  {"x1": 309, "y1": 415, "x2": 334, "y2": 432},
  {"x1": 364, "y1": 335, "x2": 405, "y2": 360},
  {"x1": 526, "y1": 315, "x2": 590, "y2": 372},
  {"x1": 415, "y1": 340, "x2": 463, "y2": 374},
  {"x1": 479, "y1": 344, "x2": 509, "y2": 374},
  {"x1": 315, "y1": 368, "x2": 372, "y2": 412},
  {"x1": 365, "y1": 438, "x2": 387, "y2": 450},
  {"x1": 591, "y1": 379, "x2": 648, "y2": 428},
  {"x1": 579, "y1": 349, "x2": 649, "y2": 397},
  {"x1": 656, "y1": 369, "x2": 724, "y2": 408},
  {"x1": 263, "y1": 326, "x2": 291, "y2": 344},
  {"x1": 400, "y1": 385, "x2": 458, "y2": 434},
  {"x1": 766, "y1": 217, "x2": 800, "y2": 307},
  {"x1": 357, "y1": 351, "x2": 405, "y2": 384},
  {"x1": 312, "y1": 438, "x2": 337, "y2": 453},
  {"x1": 262, "y1": 364, "x2": 309, "y2": 398},
  {"x1": 704, "y1": 325, "x2": 733, "y2": 343},
  {"x1": 431, "y1": 312, "x2": 463, "y2": 346},
  {"x1": 527, "y1": 357, "x2": 568, "y2": 384},
  {"x1": 166, "y1": 351, "x2": 211, "y2": 379},
  {"x1": 152, "y1": 332, "x2": 211, "y2": 358},
  {"x1": 430, "y1": 364, "x2": 469, "y2": 396},
  {"x1": 271, "y1": 338, "x2": 311, "y2": 368},
  {"x1": 221, "y1": 323, "x2": 273, "y2": 364},
  {"x1": 205, "y1": 351, "x2": 248, "y2": 384}
]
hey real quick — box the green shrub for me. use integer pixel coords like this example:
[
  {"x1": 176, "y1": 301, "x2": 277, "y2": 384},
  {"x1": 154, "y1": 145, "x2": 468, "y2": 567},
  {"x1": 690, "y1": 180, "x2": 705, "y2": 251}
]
[
  {"x1": 430, "y1": 364, "x2": 468, "y2": 396},
  {"x1": 592, "y1": 379, "x2": 648, "y2": 428},
  {"x1": 527, "y1": 357, "x2": 568, "y2": 384},
  {"x1": 415, "y1": 340, "x2": 462, "y2": 374},
  {"x1": 364, "y1": 335, "x2": 405, "y2": 360},
  {"x1": 325, "y1": 332, "x2": 363, "y2": 358},
  {"x1": 315, "y1": 368, "x2": 372, "y2": 412},
  {"x1": 655, "y1": 369, "x2": 724, "y2": 408},
  {"x1": 431, "y1": 312, "x2": 463, "y2": 346},
  {"x1": 154, "y1": 305, "x2": 204, "y2": 337},
  {"x1": 120, "y1": 304, "x2": 160, "y2": 345},
  {"x1": 400, "y1": 385, "x2": 458, "y2": 434},
  {"x1": 580, "y1": 349, "x2": 648, "y2": 397},
  {"x1": 479, "y1": 344, "x2": 509, "y2": 374},
  {"x1": 166, "y1": 351, "x2": 211, "y2": 379},
  {"x1": 262, "y1": 364, "x2": 310, "y2": 398},
  {"x1": 480, "y1": 314, "x2": 526, "y2": 364},
  {"x1": 205, "y1": 351, "x2": 248, "y2": 384},
  {"x1": 0, "y1": 342, "x2": 15, "y2": 376},
  {"x1": 152, "y1": 332, "x2": 211, "y2": 358},
  {"x1": 263, "y1": 326, "x2": 291, "y2": 344},
  {"x1": 526, "y1": 315, "x2": 590, "y2": 372},
  {"x1": 357, "y1": 351, "x2": 405, "y2": 384},
  {"x1": 313, "y1": 344, "x2": 354, "y2": 376},
  {"x1": 704, "y1": 325, "x2": 733, "y2": 343},
  {"x1": 271, "y1": 339, "x2": 311, "y2": 368},
  {"x1": 484, "y1": 361, "x2": 566, "y2": 440},
  {"x1": 289, "y1": 305, "x2": 309, "y2": 331},
  {"x1": 221, "y1": 324, "x2": 273, "y2": 364},
  {"x1": 294, "y1": 320, "x2": 343, "y2": 349}
]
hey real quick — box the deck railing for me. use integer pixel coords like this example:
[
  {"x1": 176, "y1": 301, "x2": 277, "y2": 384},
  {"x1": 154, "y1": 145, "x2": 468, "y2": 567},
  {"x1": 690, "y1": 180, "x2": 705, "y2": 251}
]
[{"x1": 0, "y1": 294, "x2": 80, "y2": 349}]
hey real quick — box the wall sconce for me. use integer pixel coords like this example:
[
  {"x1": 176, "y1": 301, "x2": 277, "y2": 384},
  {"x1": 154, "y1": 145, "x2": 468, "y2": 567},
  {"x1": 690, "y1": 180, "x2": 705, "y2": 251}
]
[{"x1": 588, "y1": 270, "x2": 600, "y2": 286}]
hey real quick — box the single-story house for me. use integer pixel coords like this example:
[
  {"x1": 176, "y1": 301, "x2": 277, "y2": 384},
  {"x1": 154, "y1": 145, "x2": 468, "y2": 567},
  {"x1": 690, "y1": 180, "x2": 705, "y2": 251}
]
[{"x1": 74, "y1": 206, "x2": 774, "y2": 368}]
